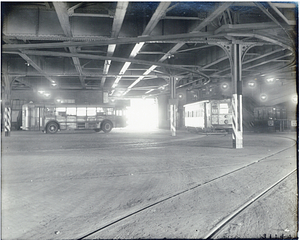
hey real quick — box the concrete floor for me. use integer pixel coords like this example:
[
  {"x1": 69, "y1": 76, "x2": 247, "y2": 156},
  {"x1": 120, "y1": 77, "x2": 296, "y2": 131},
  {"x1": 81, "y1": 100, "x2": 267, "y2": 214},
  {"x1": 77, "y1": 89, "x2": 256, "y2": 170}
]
[{"x1": 1, "y1": 128, "x2": 298, "y2": 239}]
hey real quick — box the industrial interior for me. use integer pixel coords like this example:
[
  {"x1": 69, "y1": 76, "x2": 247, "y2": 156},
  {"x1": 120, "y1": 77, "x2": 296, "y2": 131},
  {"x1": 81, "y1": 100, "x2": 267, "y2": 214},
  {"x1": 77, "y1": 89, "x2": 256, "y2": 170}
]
[{"x1": 1, "y1": 2, "x2": 298, "y2": 239}]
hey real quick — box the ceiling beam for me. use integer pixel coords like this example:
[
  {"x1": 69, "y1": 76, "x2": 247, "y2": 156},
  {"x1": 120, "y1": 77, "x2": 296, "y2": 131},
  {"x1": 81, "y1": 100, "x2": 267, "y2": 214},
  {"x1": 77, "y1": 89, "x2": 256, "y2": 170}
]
[
  {"x1": 212, "y1": 50, "x2": 293, "y2": 76},
  {"x1": 268, "y1": 2, "x2": 297, "y2": 25},
  {"x1": 13, "y1": 76, "x2": 36, "y2": 90},
  {"x1": 18, "y1": 53, "x2": 55, "y2": 84},
  {"x1": 7, "y1": 50, "x2": 209, "y2": 80},
  {"x1": 200, "y1": 56, "x2": 228, "y2": 70},
  {"x1": 113, "y1": 2, "x2": 171, "y2": 94},
  {"x1": 1, "y1": 31, "x2": 220, "y2": 50},
  {"x1": 101, "y1": 2, "x2": 128, "y2": 88},
  {"x1": 242, "y1": 53, "x2": 293, "y2": 71},
  {"x1": 53, "y1": 2, "x2": 86, "y2": 89},
  {"x1": 123, "y1": 2, "x2": 232, "y2": 96},
  {"x1": 214, "y1": 22, "x2": 281, "y2": 34},
  {"x1": 254, "y1": 2, "x2": 293, "y2": 44},
  {"x1": 192, "y1": 2, "x2": 233, "y2": 32}
]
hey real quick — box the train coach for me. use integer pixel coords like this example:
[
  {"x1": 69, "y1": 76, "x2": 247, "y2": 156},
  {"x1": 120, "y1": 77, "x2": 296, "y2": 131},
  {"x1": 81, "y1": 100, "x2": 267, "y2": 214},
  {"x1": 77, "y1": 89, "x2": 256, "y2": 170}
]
[
  {"x1": 184, "y1": 99, "x2": 232, "y2": 133},
  {"x1": 253, "y1": 106, "x2": 297, "y2": 132}
]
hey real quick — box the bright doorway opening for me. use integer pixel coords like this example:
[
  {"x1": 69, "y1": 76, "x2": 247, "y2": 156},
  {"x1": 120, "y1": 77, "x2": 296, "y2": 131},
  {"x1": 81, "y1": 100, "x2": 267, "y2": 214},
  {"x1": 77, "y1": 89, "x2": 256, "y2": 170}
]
[{"x1": 126, "y1": 98, "x2": 158, "y2": 131}]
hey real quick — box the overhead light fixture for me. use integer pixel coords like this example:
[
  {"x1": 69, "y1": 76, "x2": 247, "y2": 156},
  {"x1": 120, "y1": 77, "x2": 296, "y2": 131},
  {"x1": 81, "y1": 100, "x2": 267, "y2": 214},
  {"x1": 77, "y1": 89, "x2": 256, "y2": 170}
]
[
  {"x1": 260, "y1": 94, "x2": 268, "y2": 101},
  {"x1": 112, "y1": 76, "x2": 122, "y2": 88},
  {"x1": 221, "y1": 82, "x2": 229, "y2": 90},
  {"x1": 130, "y1": 42, "x2": 145, "y2": 58},
  {"x1": 128, "y1": 76, "x2": 144, "y2": 89},
  {"x1": 248, "y1": 81, "x2": 256, "y2": 87},
  {"x1": 120, "y1": 62, "x2": 131, "y2": 74},
  {"x1": 144, "y1": 65, "x2": 157, "y2": 75},
  {"x1": 145, "y1": 89, "x2": 154, "y2": 94},
  {"x1": 266, "y1": 78, "x2": 274, "y2": 82},
  {"x1": 109, "y1": 90, "x2": 115, "y2": 96}
]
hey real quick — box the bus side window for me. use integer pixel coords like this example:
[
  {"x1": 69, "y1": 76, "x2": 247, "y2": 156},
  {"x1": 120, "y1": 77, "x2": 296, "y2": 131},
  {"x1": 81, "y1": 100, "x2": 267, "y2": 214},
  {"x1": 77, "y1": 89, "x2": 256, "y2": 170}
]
[
  {"x1": 77, "y1": 108, "x2": 86, "y2": 116},
  {"x1": 87, "y1": 107, "x2": 96, "y2": 116},
  {"x1": 45, "y1": 107, "x2": 55, "y2": 117},
  {"x1": 107, "y1": 108, "x2": 114, "y2": 115},
  {"x1": 66, "y1": 107, "x2": 76, "y2": 116},
  {"x1": 56, "y1": 107, "x2": 66, "y2": 116},
  {"x1": 97, "y1": 107, "x2": 105, "y2": 116}
]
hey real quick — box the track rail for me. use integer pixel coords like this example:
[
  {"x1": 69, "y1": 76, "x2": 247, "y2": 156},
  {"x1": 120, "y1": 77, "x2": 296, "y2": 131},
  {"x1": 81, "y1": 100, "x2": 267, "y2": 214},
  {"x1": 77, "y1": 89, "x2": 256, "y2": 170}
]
[
  {"x1": 203, "y1": 169, "x2": 297, "y2": 239},
  {"x1": 76, "y1": 143, "x2": 296, "y2": 240}
]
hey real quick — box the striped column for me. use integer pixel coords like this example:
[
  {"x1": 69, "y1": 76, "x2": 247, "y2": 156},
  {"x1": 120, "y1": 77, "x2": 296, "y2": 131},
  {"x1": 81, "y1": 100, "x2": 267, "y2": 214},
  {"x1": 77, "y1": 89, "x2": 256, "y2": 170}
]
[
  {"x1": 169, "y1": 76, "x2": 177, "y2": 136},
  {"x1": 232, "y1": 43, "x2": 243, "y2": 148},
  {"x1": 170, "y1": 104, "x2": 176, "y2": 136},
  {"x1": 4, "y1": 107, "x2": 11, "y2": 137},
  {"x1": 232, "y1": 94, "x2": 243, "y2": 148}
]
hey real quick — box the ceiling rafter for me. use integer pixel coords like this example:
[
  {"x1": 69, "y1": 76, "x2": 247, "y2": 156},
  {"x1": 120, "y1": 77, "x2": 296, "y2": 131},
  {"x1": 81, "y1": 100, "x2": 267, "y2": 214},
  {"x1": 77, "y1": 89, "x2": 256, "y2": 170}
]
[
  {"x1": 268, "y1": 2, "x2": 296, "y2": 26},
  {"x1": 212, "y1": 49, "x2": 293, "y2": 76},
  {"x1": 2, "y1": 31, "x2": 216, "y2": 50},
  {"x1": 53, "y1": 1, "x2": 86, "y2": 89},
  {"x1": 18, "y1": 53, "x2": 55, "y2": 85},
  {"x1": 123, "y1": 2, "x2": 233, "y2": 96},
  {"x1": 5, "y1": 50, "x2": 209, "y2": 79},
  {"x1": 112, "y1": 2, "x2": 171, "y2": 95},
  {"x1": 101, "y1": 2, "x2": 129, "y2": 89},
  {"x1": 2, "y1": 2, "x2": 296, "y2": 98},
  {"x1": 254, "y1": 2, "x2": 294, "y2": 44}
]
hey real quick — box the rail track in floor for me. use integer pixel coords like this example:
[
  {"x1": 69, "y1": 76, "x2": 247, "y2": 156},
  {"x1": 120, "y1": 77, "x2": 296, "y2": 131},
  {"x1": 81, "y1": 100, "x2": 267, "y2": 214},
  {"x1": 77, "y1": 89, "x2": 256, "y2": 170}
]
[{"x1": 76, "y1": 141, "x2": 296, "y2": 240}]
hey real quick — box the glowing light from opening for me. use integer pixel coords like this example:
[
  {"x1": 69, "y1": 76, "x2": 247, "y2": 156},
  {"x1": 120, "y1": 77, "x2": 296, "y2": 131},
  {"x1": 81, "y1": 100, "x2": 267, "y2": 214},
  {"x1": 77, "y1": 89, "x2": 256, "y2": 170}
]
[
  {"x1": 126, "y1": 98, "x2": 158, "y2": 131},
  {"x1": 266, "y1": 78, "x2": 274, "y2": 82}
]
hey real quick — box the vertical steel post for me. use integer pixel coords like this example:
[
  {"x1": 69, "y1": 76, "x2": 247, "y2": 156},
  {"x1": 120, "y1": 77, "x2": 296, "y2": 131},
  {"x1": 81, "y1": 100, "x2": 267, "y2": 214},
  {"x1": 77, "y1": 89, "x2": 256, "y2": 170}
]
[
  {"x1": 3, "y1": 75, "x2": 12, "y2": 137},
  {"x1": 169, "y1": 76, "x2": 177, "y2": 136},
  {"x1": 4, "y1": 106, "x2": 11, "y2": 136},
  {"x1": 232, "y1": 43, "x2": 243, "y2": 148}
]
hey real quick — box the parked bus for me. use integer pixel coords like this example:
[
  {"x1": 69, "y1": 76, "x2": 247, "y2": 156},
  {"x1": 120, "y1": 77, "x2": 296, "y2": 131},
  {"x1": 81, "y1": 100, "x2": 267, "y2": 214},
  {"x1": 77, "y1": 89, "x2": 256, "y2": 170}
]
[{"x1": 21, "y1": 102, "x2": 127, "y2": 134}]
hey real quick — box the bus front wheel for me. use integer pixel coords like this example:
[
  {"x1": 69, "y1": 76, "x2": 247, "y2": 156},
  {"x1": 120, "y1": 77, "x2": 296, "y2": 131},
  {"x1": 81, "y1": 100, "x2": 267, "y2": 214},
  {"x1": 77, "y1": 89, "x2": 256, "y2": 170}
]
[
  {"x1": 101, "y1": 121, "x2": 113, "y2": 133},
  {"x1": 46, "y1": 122, "x2": 59, "y2": 134}
]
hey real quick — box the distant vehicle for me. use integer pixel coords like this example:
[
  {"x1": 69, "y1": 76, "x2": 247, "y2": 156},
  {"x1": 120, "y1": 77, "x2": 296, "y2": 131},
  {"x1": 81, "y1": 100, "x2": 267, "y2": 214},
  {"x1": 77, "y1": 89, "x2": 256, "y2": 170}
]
[
  {"x1": 21, "y1": 102, "x2": 127, "y2": 134},
  {"x1": 253, "y1": 106, "x2": 297, "y2": 132},
  {"x1": 184, "y1": 99, "x2": 232, "y2": 133}
]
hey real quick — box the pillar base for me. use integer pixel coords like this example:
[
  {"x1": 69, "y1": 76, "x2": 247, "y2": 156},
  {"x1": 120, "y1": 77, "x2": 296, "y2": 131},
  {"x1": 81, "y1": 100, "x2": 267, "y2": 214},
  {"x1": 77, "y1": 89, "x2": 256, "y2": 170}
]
[{"x1": 233, "y1": 138, "x2": 243, "y2": 149}]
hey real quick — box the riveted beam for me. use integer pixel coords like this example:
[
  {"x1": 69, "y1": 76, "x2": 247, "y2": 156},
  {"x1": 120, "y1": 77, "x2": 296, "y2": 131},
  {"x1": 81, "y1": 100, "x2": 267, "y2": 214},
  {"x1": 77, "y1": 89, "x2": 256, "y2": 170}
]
[{"x1": 53, "y1": 1, "x2": 86, "y2": 89}]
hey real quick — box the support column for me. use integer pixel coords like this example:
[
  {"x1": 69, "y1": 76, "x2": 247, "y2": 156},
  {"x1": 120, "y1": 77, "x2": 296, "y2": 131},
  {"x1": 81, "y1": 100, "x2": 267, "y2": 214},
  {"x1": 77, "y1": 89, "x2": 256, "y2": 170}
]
[
  {"x1": 2, "y1": 75, "x2": 12, "y2": 137},
  {"x1": 216, "y1": 42, "x2": 257, "y2": 148},
  {"x1": 169, "y1": 76, "x2": 177, "y2": 136},
  {"x1": 232, "y1": 43, "x2": 243, "y2": 148}
]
